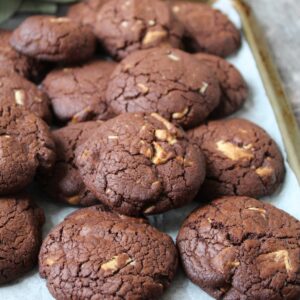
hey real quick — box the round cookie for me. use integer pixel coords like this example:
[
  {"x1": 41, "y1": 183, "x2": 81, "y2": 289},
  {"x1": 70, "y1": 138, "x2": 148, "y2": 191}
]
[
  {"x1": 93, "y1": 0, "x2": 183, "y2": 60},
  {"x1": 42, "y1": 121, "x2": 103, "y2": 206},
  {"x1": 188, "y1": 118, "x2": 285, "y2": 200},
  {"x1": 106, "y1": 48, "x2": 221, "y2": 129},
  {"x1": 39, "y1": 205, "x2": 178, "y2": 299},
  {"x1": 194, "y1": 53, "x2": 248, "y2": 118},
  {"x1": 172, "y1": 2, "x2": 241, "y2": 57},
  {"x1": 42, "y1": 60, "x2": 116, "y2": 123},
  {"x1": 177, "y1": 196, "x2": 300, "y2": 299},
  {"x1": 10, "y1": 16, "x2": 96, "y2": 63},
  {"x1": 0, "y1": 105, "x2": 56, "y2": 195},
  {"x1": 76, "y1": 113, "x2": 206, "y2": 216},
  {"x1": 0, "y1": 194, "x2": 45, "y2": 284},
  {"x1": 0, "y1": 29, "x2": 40, "y2": 80},
  {"x1": 67, "y1": 0, "x2": 108, "y2": 28},
  {"x1": 0, "y1": 69, "x2": 51, "y2": 123}
]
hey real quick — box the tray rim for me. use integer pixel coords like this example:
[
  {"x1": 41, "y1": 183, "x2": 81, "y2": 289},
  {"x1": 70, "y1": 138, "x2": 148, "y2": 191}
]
[{"x1": 229, "y1": 0, "x2": 300, "y2": 183}]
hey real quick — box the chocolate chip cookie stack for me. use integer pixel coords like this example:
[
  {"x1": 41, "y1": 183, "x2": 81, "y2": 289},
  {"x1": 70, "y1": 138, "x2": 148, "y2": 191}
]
[{"x1": 0, "y1": 0, "x2": 299, "y2": 299}]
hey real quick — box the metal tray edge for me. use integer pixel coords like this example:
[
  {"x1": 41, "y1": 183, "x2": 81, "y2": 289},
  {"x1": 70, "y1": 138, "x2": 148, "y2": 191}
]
[{"x1": 231, "y1": 0, "x2": 300, "y2": 183}]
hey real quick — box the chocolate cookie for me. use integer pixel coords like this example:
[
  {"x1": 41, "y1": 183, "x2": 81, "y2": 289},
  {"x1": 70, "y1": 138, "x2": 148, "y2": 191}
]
[
  {"x1": 67, "y1": 0, "x2": 108, "y2": 28},
  {"x1": 0, "y1": 29, "x2": 42, "y2": 81},
  {"x1": 39, "y1": 205, "x2": 178, "y2": 299},
  {"x1": 106, "y1": 48, "x2": 221, "y2": 129},
  {"x1": 194, "y1": 53, "x2": 248, "y2": 118},
  {"x1": 0, "y1": 69, "x2": 51, "y2": 123},
  {"x1": 10, "y1": 16, "x2": 96, "y2": 63},
  {"x1": 172, "y1": 2, "x2": 241, "y2": 57},
  {"x1": 42, "y1": 121, "x2": 103, "y2": 206},
  {"x1": 42, "y1": 60, "x2": 116, "y2": 123},
  {"x1": 177, "y1": 196, "x2": 300, "y2": 299},
  {"x1": 0, "y1": 105, "x2": 56, "y2": 195},
  {"x1": 0, "y1": 194, "x2": 44, "y2": 284},
  {"x1": 188, "y1": 119, "x2": 285, "y2": 200},
  {"x1": 93, "y1": 0, "x2": 183, "y2": 60},
  {"x1": 75, "y1": 113, "x2": 206, "y2": 216}
]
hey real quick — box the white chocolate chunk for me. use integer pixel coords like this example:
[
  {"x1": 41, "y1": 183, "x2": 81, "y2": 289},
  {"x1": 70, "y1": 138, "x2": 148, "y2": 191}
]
[
  {"x1": 14, "y1": 89, "x2": 25, "y2": 106},
  {"x1": 172, "y1": 107, "x2": 189, "y2": 120},
  {"x1": 247, "y1": 207, "x2": 267, "y2": 219},
  {"x1": 50, "y1": 17, "x2": 70, "y2": 23},
  {"x1": 152, "y1": 142, "x2": 172, "y2": 165},
  {"x1": 151, "y1": 113, "x2": 174, "y2": 131},
  {"x1": 148, "y1": 20, "x2": 156, "y2": 26},
  {"x1": 172, "y1": 6, "x2": 180, "y2": 13},
  {"x1": 168, "y1": 53, "x2": 180, "y2": 61},
  {"x1": 137, "y1": 83, "x2": 149, "y2": 94},
  {"x1": 216, "y1": 140, "x2": 253, "y2": 161},
  {"x1": 256, "y1": 166, "x2": 273, "y2": 177},
  {"x1": 101, "y1": 254, "x2": 133, "y2": 272},
  {"x1": 143, "y1": 31, "x2": 167, "y2": 45},
  {"x1": 199, "y1": 82, "x2": 209, "y2": 95}
]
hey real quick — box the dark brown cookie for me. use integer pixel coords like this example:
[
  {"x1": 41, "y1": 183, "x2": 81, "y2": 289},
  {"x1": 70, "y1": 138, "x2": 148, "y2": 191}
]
[
  {"x1": 106, "y1": 48, "x2": 221, "y2": 129},
  {"x1": 194, "y1": 53, "x2": 248, "y2": 118},
  {"x1": 75, "y1": 113, "x2": 206, "y2": 216},
  {"x1": 39, "y1": 205, "x2": 178, "y2": 299},
  {"x1": 0, "y1": 29, "x2": 40, "y2": 80},
  {"x1": 172, "y1": 2, "x2": 241, "y2": 57},
  {"x1": 0, "y1": 105, "x2": 56, "y2": 195},
  {"x1": 188, "y1": 119, "x2": 285, "y2": 200},
  {"x1": 93, "y1": 0, "x2": 183, "y2": 60},
  {"x1": 42, "y1": 60, "x2": 116, "y2": 123},
  {"x1": 67, "y1": 0, "x2": 108, "y2": 28},
  {"x1": 42, "y1": 121, "x2": 103, "y2": 206},
  {"x1": 0, "y1": 194, "x2": 45, "y2": 284},
  {"x1": 10, "y1": 16, "x2": 96, "y2": 63},
  {"x1": 177, "y1": 196, "x2": 300, "y2": 299},
  {"x1": 0, "y1": 69, "x2": 51, "y2": 123}
]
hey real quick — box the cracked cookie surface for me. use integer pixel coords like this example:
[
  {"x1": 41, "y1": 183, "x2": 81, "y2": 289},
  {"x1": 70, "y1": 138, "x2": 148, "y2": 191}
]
[
  {"x1": 0, "y1": 69, "x2": 51, "y2": 123},
  {"x1": 172, "y1": 2, "x2": 241, "y2": 57},
  {"x1": 177, "y1": 196, "x2": 300, "y2": 299},
  {"x1": 0, "y1": 194, "x2": 45, "y2": 284},
  {"x1": 42, "y1": 60, "x2": 116, "y2": 123},
  {"x1": 106, "y1": 48, "x2": 221, "y2": 129},
  {"x1": 39, "y1": 205, "x2": 178, "y2": 299},
  {"x1": 93, "y1": 0, "x2": 183, "y2": 60},
  {"x1": 42, "y1": 121, "x2": 102, "y2": 206},
  {"x1": 188, "y1": 118, "x2": 285, "y2": 200},
  {"x1": 0, "y1": 29, "x2": 45, "y2": 81},
  {"x1": 194, "y1": 53, "x2": 248, "y2": 118},
  {"x1": 67, "y1": 0, "x2": 108, "y2": 29},
  {"x1": 75, "y1": 113, "x2": 206, "y2": 216},
  {"x1": 10, "y1": 16, "x2": 96, "y2": 63},
  {"x1": 0, "y1": 105, "x2": 56, "y2": 194}
]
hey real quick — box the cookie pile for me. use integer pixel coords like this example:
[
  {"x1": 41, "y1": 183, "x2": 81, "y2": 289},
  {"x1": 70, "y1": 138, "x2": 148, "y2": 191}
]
[{"x1": 0, "y1": 0, "x2": 299, "y2": 299}]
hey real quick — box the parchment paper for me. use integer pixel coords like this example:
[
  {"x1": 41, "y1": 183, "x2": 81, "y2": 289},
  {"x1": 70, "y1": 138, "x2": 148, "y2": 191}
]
[{"x1": 1, "y1": 0, "x2": 299, "y2": 299}]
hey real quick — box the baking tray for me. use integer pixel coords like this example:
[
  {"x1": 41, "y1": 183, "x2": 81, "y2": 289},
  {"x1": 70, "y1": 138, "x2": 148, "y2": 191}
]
[
  {"x1": 1, "y1": 0, "x2": 300, "y2": 299},
  {"x1": 232, "y1": 0, "x2": 300, "y2": 183}
]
